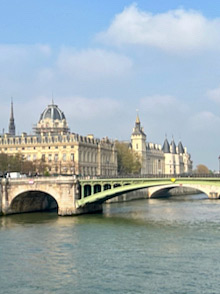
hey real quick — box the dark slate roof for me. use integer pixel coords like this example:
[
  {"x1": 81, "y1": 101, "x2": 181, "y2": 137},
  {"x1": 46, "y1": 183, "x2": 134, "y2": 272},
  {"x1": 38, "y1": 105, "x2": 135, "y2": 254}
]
[
  {"x1": 132, "y1": 115, "x2": 146, "y2": 137},
  {"x1": 132, "y1": 124, "x2": 146, "y2": 136},
  {"x1": 178, "y1": 141, "x2": 184, "y2": 154},
  {"x1": 162, "y1": 138, "x2": 170, "y2": 153},
  {"x1": 39, "y1": 104, "x2": 66, "y2": 122},
  {"x1": 170, "y1": 139, "x2": 177, "y2": 154}
]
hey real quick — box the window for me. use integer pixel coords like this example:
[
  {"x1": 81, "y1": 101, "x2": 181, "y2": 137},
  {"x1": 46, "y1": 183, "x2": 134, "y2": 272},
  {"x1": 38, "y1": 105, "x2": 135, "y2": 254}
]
[
  {"x1": 54, "y1": 154, "x2": 58, "y2": 162},
  {"x1": 71, "y1": 153, "x2": 74, "y2": 161},
  {"x1": 63, "y1": 154, "x2": 66, "y2": 161}
]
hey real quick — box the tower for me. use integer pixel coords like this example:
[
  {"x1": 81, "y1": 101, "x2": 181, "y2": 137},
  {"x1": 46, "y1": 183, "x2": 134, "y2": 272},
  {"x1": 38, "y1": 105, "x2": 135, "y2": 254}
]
[
  {"x1": 8, "y1": 99, "x2": 15, "y2": 136},
  {"x1": 131, "y1": 113, "x2": 147, "y2": 174}
]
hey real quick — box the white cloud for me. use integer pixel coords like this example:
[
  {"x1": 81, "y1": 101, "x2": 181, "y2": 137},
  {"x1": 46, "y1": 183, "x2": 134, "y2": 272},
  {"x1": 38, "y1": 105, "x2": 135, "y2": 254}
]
[
  {"x1": 56, "y1": 96, "x2": 120, "y2": 120},
  {"x1": 207, "y1": 86, "x2": 220, "y2": 103},
  {"x1": 56, "y1": 48, "x2": 133, "y2": 80},
  {"x1": 138, "y1": 94, "x2": 190, "y2": 143},
  {"x1": 97, "y1": 4, "x2": 220, "y2": 54},
  {"x1": 189, "y1": 111, "x2": 220, "y2": 131},
  {"x1": 140, "y1": 94, "x2": 188, "y2": 114}
]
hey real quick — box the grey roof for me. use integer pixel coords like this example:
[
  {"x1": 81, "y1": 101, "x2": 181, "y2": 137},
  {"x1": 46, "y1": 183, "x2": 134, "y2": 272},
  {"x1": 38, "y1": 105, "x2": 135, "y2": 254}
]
[
  {"x1": 162, "y1": 138, "x2": 170, "y2": 153},
  {"x1": 178, "y1": 141, "x2": 184, "y2": 154},
  {"x1": 39, "y1": 104, "x2": 66, "y2": 122},
  {"x1": 132, "y1": 119, "x2": 146, "y2": 137},
  {"x1": 170, "y1": 139, "x2": 177, "y2": 154}
]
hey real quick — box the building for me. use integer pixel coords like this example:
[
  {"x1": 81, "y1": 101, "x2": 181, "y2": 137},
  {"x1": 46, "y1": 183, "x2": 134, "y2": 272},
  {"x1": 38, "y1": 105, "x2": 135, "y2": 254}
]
[
  {"x1": 131, "y1": 114, "x2": 193, "y2": 175},
  {"x1": 1, "y1": 102, "x2": 118, "y2": 176}
]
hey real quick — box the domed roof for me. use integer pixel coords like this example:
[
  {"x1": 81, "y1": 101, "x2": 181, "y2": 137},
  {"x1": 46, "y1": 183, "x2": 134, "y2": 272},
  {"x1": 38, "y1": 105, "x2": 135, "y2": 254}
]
[{"x1": 39, "y1": 103, "x2": 66, "y2": 122}]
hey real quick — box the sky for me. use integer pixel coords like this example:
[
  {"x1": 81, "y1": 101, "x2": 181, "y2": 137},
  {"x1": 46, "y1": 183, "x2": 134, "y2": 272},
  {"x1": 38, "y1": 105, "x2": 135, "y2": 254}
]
[{"x1": 0, "y1": 0, "x2": 220, "y2": 170}]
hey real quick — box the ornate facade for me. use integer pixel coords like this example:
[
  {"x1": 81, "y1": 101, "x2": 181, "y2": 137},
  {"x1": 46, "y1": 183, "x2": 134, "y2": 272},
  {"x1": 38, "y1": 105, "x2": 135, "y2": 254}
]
[
  {"x1": 131, "y1": 115, "x2": 193, "y2": 175},
  {"x1": 1, "y1": 102, "x2": 118, "y2": 176}
]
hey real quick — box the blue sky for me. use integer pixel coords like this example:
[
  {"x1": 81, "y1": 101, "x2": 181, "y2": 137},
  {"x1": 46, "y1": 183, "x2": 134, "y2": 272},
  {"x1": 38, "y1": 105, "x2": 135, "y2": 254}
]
[{"x1": 1, "y1": 0, "x2": 220, "y2": 170}]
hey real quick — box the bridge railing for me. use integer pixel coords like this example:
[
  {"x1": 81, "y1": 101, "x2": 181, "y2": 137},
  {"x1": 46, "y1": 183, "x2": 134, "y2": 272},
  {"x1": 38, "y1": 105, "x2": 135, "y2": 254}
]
[{"x1": 77, "y1": 173, "x2": 220, "y2": 180}]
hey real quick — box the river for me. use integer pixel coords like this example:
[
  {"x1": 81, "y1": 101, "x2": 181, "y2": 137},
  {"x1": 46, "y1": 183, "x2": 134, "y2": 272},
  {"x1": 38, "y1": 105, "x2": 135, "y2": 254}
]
[{"x1": 1, "y1": 193, "x2": 220, "y2": 294}]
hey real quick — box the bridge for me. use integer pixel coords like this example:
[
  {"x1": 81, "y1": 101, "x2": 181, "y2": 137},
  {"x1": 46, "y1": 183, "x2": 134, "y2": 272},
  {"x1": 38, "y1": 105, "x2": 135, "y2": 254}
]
[{"x1": 1, "y1": 176, "x2": 220, "y2": 216}]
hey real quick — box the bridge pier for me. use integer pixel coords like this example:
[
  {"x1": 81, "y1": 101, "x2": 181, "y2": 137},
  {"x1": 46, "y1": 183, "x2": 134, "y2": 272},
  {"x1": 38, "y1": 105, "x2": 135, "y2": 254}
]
[
  {"x1": 208, "y1": 192, "x2": 220, "y2": 199},
  {"x1": 1, "y1": 179, "x2": 10, "y2": 215},
  {"x1": 74, "y1": 203, "x2": 103, "y2": 215}
]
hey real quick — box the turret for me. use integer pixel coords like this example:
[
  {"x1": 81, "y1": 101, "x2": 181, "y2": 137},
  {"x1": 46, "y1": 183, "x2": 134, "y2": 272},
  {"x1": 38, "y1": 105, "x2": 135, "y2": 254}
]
[
  {"x1": 178, "y1": 141, "x2": 184, "y2": 154},
  {"x1": 170, "y1": 139, "x2": 177, "y2": 154},
  {"x1": 131, "y1": 113, "x2": 147, "y2": 174},
  {"x1": 162, "y1": 137, "x2": 170, "y2": 153}
]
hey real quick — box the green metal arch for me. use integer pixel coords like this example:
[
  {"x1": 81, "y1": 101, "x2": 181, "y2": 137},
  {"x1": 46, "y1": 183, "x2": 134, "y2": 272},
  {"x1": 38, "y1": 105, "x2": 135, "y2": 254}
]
[{"x1": 76, "y1": 177, "x2": 220, "y2": 208}]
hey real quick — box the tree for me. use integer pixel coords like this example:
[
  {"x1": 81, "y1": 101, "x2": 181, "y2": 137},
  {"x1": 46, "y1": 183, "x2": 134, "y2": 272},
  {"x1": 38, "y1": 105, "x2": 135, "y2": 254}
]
[
  {"x1": 194, "y1": 164, "x2": 210, "y2": 174},
  {"x1": 0, "y1": 153, "x2": 46, "y2": 175},
  {"x1": 115, "y1": 142, "x2": 141, "y2": 175}
]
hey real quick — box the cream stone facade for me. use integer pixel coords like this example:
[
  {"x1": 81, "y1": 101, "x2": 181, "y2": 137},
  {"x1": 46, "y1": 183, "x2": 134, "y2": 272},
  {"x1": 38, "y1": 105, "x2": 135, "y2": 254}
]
[
  {"x1": 131, "y1": 115, "x2": 193, "y2": 175},
  {"x1": 1, "y1": 102, "x2": 117, "y2": 176}
]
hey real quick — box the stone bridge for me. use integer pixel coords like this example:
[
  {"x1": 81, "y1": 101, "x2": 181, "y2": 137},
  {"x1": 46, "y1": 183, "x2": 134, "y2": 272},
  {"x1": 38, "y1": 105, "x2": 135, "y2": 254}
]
[{"x1": 1, "y1": 176, "x2": 220, "y2": 216}]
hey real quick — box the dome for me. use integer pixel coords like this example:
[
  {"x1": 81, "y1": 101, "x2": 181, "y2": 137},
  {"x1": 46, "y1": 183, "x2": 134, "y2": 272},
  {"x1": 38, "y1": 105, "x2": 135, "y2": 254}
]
[
  {"x1": 39, "y1": 104, "x2": 66, "y2": 122},
  {"x1": 34, "y1": 102, "x2": 69, "y2": 135}
]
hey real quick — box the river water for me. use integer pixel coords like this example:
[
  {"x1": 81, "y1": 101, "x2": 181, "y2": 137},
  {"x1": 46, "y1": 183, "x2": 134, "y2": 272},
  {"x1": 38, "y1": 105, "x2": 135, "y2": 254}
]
[{"x1": 1, "y1": 193, "x2": 220, "y2": 294}]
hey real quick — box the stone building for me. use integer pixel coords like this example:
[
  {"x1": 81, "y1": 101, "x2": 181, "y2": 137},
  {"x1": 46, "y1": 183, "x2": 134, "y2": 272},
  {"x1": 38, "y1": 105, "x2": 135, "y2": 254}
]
[
  {"x1": 131, "y1": 114, "x2": 192, "y2": 175},
  {"x1": 1, "y1": 102, "x2": 118, "y2": 176}
]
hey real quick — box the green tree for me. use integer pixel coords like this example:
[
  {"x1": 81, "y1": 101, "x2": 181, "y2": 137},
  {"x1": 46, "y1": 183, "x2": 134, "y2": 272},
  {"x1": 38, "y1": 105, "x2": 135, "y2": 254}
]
[
  {"x1": 0, "y1": 153, "x2": 45, "y2": 175},
  {"x1": 115, "y1": 142, "x2": 141, "y2": 175},
  {"x1": 0, "y1": 153, "x2": 9, "y2": 173}
]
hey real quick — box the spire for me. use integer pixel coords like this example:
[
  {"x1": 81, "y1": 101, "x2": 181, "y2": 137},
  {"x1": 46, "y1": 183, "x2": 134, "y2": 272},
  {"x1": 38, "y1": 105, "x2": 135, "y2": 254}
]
[
  {"x1": 132, "y1": 111, "x2": 146, "y2": 137},
  {"x1": 52, "y1": 91, "x2": 54, "y2": 105},
  {"x1": 170, "y1": 138, "x2": 177, "y2": 154},
  {"x1": 178, "y1": 141, "x2": 184, "y2": 154},
  {"x1": 10, "y1": 98, "x2": 14, "y2": 119},
  {"x1": 136, "y1": 109, "x2": 140, "y2": 124},
  {"x1": 9, "y1": 99, "x2": 15, "y2": 136},
  {"x1": 162, "y1": 136, "x2": 170, "y2": 153}
]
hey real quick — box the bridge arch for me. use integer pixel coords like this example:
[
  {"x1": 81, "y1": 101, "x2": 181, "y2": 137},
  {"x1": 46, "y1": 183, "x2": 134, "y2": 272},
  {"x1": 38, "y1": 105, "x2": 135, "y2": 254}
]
[
  {"x1": 10, "y1": 190, "x2": 58, "y2": 214},
  {"x1": 148, "y1": 184, "x2": 209, "y2": 198},
  {"x1": 77, "y1": 178, "x2": 220, "y2": 209},
  {"x1": 6, "y1": 183, "x2": 63, "y2": 215}
]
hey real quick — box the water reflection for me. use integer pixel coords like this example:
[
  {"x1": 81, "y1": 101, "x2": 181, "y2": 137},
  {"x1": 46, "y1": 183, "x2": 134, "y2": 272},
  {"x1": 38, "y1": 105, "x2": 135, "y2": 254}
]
[{"x1": 1, "y1": 193, "x2": 220, "y2": 294}]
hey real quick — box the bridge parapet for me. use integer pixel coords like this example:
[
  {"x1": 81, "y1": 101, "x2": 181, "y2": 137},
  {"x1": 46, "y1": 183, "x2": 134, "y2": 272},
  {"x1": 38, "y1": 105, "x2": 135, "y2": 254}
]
[
  {"x1": 0, "y1": 176, "x2": 79, "y2": 216},
  {"x1": 77, "y1": 177, "x2": 220, "y2": 208},
  {"x1": 1, "y1": 176, "x2": 220, "y2": 216}
]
